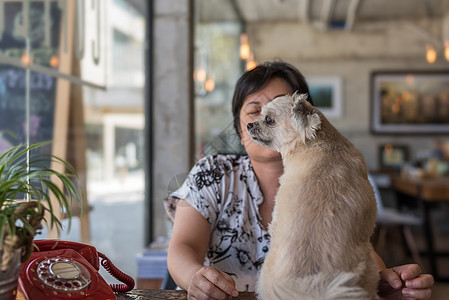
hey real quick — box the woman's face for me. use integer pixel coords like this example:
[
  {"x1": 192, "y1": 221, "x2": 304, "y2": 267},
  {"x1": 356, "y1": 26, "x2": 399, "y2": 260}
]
[{"x1": 239, "y1": 77, "x2": 292, "y2": 162}]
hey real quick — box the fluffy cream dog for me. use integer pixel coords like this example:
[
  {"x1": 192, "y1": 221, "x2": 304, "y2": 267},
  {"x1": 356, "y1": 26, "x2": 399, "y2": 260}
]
[{"x1": 247, "y1": 92, "x2": 379, "y2": 300}]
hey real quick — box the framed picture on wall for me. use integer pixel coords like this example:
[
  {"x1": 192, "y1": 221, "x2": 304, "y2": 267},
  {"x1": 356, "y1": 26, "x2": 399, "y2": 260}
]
[
  {"x1": 378, "y1": 144, "x2": 409, "y2": 170},
  {"x1": 307, "y1": 77, "x2": 343, "y2": 119},
  {"x1": 371, "y1": 71, "x2": 449, "y2": 134}
]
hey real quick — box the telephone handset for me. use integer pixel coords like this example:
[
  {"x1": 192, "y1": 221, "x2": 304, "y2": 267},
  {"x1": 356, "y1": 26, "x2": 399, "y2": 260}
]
[{"x1": 18, "y1": 239, "x2": 135, "y2": 300}]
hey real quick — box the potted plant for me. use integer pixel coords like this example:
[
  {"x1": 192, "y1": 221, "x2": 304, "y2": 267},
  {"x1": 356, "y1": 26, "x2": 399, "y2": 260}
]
[{"x1": 0, "y1": 142, "x2": 84, "y2": 299}]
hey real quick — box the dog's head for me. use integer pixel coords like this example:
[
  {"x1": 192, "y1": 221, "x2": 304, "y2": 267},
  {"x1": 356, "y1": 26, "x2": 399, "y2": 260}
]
[{"x1": 246, "y1": 92, "x2": 321, "y2": 152}]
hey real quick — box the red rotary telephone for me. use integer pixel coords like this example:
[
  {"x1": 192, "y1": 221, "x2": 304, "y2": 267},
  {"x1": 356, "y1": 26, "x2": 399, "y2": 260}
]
[{"x1": 18, "y1": 239, "x2": 135, "y2": 300}]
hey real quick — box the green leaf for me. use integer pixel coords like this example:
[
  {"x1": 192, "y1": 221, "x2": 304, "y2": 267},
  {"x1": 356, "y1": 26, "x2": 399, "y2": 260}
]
[{"x1": 0, "y1": 142, "x2": 85, "y2": 250}]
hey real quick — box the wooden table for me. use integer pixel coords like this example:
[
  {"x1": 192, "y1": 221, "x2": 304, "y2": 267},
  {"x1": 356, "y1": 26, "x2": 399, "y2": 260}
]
[
  {"x1": 116, "y1": 290, "x2": 257, "y2": 299},
  {"x1": 391, "y1": 176, "x2": 449, "y2": 281}
]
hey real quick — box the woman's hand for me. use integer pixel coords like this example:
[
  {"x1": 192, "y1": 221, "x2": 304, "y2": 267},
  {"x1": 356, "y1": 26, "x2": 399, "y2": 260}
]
[
  {"x1": 377, "y1": 264, "x2": 434, "y2": 300},
  {"x1": 168, "y1": 201, "x2": 237, "y2": 298},
  {"x1": 187, "y1": 266, "x2": 239, "y2": 300}
]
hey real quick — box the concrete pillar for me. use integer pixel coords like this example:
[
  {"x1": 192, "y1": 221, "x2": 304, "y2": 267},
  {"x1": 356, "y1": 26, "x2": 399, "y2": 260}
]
[{"x1": 152, "y1": 0, "x2": 193, "y2": 240}]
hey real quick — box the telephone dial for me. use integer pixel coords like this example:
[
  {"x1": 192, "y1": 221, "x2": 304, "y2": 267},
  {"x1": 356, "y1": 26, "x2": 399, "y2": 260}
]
[{"x1": 18, "y1": 239, "x2": 135, "y2": 300}]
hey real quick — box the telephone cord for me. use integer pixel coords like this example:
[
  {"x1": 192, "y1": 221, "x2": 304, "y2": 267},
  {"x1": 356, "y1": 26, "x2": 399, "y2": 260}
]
[{"x1": 98, "y1": 252, "x2": 135, "y2": 293}]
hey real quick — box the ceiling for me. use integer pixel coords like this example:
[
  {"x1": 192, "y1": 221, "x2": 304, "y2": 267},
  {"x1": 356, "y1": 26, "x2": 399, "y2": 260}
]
[{"x1": 198, "y1": 0, "x2": 449, "y2": 31}]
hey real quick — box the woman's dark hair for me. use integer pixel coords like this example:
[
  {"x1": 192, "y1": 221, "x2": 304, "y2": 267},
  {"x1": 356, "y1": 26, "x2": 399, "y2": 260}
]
[{"x1": 231, "y1": 61, "x2": 313, "y2": 137}]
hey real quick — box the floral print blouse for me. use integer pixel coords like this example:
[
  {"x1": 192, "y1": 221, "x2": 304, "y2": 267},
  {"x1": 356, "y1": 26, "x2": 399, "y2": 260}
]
[{"x1": 164, "y1": 155, "x2": 270, "y2": 292}]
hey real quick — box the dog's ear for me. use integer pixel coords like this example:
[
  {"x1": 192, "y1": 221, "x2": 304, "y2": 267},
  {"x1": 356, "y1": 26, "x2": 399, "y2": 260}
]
[{"x1": 291, "y1": 92, "x2": 321, "y2": 143}]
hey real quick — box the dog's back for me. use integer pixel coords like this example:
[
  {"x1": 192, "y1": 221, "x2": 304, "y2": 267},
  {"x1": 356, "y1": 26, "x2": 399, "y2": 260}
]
[{"x1": 251, "y1": 94, "x2": 379, "y2": 300}]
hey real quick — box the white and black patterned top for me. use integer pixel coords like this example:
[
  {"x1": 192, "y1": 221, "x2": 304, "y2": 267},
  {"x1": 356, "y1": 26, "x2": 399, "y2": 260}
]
[{"x1": 165, "y1": 155, "x2": 270, "y2": 292}]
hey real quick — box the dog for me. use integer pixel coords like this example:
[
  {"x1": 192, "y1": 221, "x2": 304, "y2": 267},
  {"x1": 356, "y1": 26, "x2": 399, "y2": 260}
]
[{"x1": 247, "y1": 92, "x2": 379, "y2": 300}]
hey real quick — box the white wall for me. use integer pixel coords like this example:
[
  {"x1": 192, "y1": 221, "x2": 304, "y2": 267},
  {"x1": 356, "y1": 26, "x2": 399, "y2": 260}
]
[{"x1": 249, "y1": 18, "x2": 449, "y2": 170}]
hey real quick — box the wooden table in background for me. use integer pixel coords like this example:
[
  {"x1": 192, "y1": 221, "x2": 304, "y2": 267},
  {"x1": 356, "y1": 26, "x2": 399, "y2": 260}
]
[
  {"x1": 117, "y1": 290, "x2": 257, "y2": 300},
  {"x1": 391, "y1": 176, "x2": 449, "y2": 281}
]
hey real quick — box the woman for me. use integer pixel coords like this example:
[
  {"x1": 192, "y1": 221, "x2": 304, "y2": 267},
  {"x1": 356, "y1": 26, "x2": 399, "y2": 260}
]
[{"x1": 165, "y1": 62, "x2": 434, "y2": 300}]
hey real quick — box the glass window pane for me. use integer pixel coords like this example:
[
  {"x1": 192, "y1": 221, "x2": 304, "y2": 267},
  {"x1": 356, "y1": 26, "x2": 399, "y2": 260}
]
[
  {"x1": 0, "y1": 0, "x2": 147, "y2": 283},
  {"x1": 194, "y1": 22, "x2": 244, "y2": 159}
]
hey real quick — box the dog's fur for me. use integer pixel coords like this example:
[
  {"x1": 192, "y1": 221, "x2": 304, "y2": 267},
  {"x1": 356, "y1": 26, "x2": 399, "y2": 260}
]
[{"x1": 247, "y1": 93, "x2": 379, "y2": 300}]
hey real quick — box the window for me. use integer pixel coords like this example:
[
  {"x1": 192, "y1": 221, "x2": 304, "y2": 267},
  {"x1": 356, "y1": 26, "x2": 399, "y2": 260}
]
[{"x1": 0, "y1": 0, "x2": 147, "y2": 280}]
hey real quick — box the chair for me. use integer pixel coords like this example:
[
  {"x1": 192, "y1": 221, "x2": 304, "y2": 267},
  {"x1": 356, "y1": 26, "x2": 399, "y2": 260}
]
[
  {"x1": 368, "y1": 174, "x2": 424, "y2": 267},
  {"x1": 161, "y1": 271, "x2": 177, "y2": 290}
]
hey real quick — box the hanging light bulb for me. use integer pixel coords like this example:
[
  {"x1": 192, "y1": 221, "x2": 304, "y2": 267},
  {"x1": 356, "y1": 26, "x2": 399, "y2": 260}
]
[
  {"x1": 205, "y1": 78, "x2": 215, "y2": 92},
  {"x1": 426, "y1": 44, "x2": 437, "y2": 63},
  {"x1": 445, "y1": 40, "x2": 449, "y2": 62},
  {"x1": 240, "y1": 33, "x2": 250, "y2": 60},
  {"x1": 241, "y1": 43, "x2": 250, "y2": 60},
  {"x1": 50, "y1": 55, "x2": 59, "y2": 68},
  {"x1": 21, "y1": 53, "x2": 33, "y2": 66},
  {"x1": 196, "y1": 68, "x2": 207, "y2": 82},
  {"x1": 246, "y1": 53, "x2": 257, "y2": 71}
]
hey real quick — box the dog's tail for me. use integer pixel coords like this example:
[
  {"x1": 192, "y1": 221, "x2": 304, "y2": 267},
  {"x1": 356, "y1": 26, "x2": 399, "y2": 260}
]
[{"x1": 268, "y1": 272, "x2": 371, "y2": 300}]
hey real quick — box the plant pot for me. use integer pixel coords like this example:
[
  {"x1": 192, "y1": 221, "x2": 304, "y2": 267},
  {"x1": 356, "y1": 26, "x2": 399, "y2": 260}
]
[{"x1": 0, "y1": 248, "x2": 22, "y2": 300}]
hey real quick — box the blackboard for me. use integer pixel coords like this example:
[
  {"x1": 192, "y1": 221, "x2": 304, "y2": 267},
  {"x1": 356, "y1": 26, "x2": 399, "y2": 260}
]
[
  {"x1": 0, "y1": 1, "x2": 62, "y2": 155},
  {"x1": 0, "y1": 1, "x2": 90, "y2": 242}
]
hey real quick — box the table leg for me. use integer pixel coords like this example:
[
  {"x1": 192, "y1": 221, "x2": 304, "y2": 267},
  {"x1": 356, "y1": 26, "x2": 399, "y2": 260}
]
[{"x1": 423, "y1": 201, "x2": 438, "y2": 279}]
